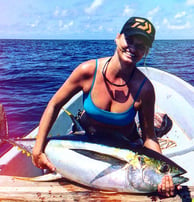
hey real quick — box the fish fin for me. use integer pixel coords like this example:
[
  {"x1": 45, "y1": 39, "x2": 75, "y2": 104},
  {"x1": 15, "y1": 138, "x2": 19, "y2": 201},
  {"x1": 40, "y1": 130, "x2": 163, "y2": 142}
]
[
  {"x1": 13, "y1": 172, "x2": 63, "y2": 182},
  {"x1": 71, "y1": 149, "x2": 126, "y2": 164},
  {"x1": 71, "y1": 149, "x2": 127, "y2": 184},
  {"x1": 90, "y1": 164, "x2": 125, "y2": 184},
  {"x1": 7, "y1": 138, "x2": 36, "y2": 156}
]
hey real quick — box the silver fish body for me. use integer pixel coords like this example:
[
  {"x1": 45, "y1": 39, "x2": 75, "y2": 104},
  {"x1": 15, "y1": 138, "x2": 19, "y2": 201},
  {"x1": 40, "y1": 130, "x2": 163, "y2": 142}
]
[
  {"x1": 44, "y1": 139, "x2": 188, "y2": 193},
  {"x1": 0, "y1": 136, "x2": 188, "y2": 193}
]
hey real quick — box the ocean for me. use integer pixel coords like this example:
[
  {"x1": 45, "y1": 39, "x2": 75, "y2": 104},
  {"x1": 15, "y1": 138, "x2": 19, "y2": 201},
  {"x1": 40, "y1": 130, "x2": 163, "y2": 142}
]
[{"x1": 0, "y1": 39, "x2": 194, "y2": 155}]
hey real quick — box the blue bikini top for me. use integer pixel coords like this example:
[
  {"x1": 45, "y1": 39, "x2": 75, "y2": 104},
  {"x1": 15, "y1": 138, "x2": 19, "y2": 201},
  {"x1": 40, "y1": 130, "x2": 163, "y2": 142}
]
[{"x1": 83, "y1": 59, "x2": 147, "y2": 126}]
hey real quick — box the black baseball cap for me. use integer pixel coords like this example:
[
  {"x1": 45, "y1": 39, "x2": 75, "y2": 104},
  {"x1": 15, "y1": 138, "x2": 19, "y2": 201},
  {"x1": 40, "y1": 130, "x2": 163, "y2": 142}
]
[{"x1": 120, "y1": 17, "x2": 156, "y2": 47}]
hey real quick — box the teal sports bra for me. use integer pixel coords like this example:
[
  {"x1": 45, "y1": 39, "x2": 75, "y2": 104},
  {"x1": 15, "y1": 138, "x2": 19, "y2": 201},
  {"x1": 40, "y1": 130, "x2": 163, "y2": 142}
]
[{"x1": 83, "y1": 59, "x2": 147, "y2": 126}]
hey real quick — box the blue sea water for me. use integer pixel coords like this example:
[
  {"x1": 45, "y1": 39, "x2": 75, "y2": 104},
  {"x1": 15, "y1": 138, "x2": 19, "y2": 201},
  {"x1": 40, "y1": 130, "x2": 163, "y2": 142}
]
[{"x1": 0, "y1": 39, "x2": 194, "y2": 154}]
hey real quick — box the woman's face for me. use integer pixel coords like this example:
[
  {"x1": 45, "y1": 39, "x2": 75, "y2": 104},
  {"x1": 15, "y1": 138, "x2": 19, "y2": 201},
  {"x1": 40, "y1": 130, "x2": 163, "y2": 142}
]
[{"x1": 116, "y1": 34, "x2": 148, "y2": 64}]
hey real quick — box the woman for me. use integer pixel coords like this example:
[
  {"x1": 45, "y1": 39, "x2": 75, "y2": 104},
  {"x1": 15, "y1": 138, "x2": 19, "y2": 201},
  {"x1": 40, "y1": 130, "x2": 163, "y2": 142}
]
[{"x1": 32, "y1": 17, "x2": 176, "y2": 196}]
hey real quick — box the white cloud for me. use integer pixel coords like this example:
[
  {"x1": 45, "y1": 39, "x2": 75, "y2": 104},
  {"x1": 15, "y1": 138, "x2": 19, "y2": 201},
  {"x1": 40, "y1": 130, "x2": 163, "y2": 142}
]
[
  {"x1": 148, "y1": 6, "x2": 160, "y2": 17},
  {"x1": 174, "y1": 11, "x2": 186, "y2": 19},
  {"x1": 54, "y1": 8, "x2": 60, "y2": 17},
  {"x1": 29, "y1": 17, "x2": 40, "y2": 28},
  {"x1": 147, "y1": 6, "x2": 160, "y2": 21},
  {"x1": 186, "y1": 0, "x2": 194, "y2": 5},
  {"x1": 123, "y1": 5, "x2": 134, "y2": 17},
  {"x1": 59, "y1": 20, "x2": 63, "y2": 27},
  {"x1": 163, "y1": 18, "x2": 191, "y2": 30},
  {"x1": 54, "y1": 7, "x2": 67, "y2": 17},
  {"x1": 85, "y1": 0, "x2": 104, "y2": 14},
  {"x1": 59, "y1": 20, "x2": 74, "y2": 30},
  {"x1": 61, "y1": 10, "x2": 68, "y2": 17},
  {"x1": 106, "y1": 27, "x2": 113, "y2": 32},
  {"x1": 98, "y1": 25, "x2": 103, "y2": 31}
]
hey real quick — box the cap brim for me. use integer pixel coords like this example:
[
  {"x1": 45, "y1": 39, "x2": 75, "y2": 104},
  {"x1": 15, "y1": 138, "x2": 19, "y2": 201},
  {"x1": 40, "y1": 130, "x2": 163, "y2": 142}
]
[{"x1": 124, "y1": 30, "x2": 152, "y2": 47}]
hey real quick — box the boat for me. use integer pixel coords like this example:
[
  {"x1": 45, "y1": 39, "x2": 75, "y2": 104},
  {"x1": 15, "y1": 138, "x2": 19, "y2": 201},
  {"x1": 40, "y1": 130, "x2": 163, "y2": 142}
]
[{"x1": 0, "y1": 66, "x2": 194, "y2": 200}]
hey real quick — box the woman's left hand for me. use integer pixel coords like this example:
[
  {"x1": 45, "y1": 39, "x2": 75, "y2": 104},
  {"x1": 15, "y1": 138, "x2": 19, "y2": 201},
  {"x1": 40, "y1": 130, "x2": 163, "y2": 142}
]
[{"x1": 158, "y1": 175, "x2": 179, "y2": 197}]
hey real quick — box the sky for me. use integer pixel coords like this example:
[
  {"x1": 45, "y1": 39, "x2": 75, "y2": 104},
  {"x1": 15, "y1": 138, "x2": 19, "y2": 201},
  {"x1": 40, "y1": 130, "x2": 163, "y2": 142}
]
[{"x1": 0, "y1": 0, "x2": 194, "y2": 40}]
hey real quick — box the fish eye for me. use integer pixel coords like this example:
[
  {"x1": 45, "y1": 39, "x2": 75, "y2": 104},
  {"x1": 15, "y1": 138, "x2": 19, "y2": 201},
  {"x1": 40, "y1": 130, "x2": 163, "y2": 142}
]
[
  {"x1": 160, "y1": 163, "x2": 170, "y2": 173},
  {"x1": 138, "y1": 156, "x2": 145, "y2": 165}
]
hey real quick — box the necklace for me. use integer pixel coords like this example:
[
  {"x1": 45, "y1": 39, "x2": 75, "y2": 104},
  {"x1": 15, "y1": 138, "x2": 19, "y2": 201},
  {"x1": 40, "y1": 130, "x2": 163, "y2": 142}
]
[{"x1": 102, "y1": 57, "x2": 136, "y2": 87}]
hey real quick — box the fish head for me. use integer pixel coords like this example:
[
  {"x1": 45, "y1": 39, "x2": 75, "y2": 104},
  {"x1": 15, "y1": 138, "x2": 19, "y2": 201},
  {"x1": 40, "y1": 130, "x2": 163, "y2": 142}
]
[
  {"x1": 126, "y1": 148, "x2": 189, "y2": 192},
  {"x1": 141, "y1": 160, "x2": 189, "y2": 190}
]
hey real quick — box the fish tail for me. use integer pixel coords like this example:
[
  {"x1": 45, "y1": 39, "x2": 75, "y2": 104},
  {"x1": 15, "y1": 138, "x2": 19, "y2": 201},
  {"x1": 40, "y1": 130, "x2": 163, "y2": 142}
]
[{"x1": 0, "y1": 104, "x2": 34, "y2": 156}]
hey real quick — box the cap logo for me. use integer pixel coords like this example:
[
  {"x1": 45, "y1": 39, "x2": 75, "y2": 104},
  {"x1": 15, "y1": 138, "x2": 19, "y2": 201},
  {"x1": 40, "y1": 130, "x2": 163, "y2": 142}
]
[{"x1": 131, "y1": 18, "x2": 152, "y2": 34}]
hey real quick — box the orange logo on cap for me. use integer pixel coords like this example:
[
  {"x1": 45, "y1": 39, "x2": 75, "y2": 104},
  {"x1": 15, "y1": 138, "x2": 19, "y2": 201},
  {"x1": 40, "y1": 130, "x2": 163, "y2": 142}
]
[{"x1": 131, "y1": 18, "x2": 152, "y2": 34}]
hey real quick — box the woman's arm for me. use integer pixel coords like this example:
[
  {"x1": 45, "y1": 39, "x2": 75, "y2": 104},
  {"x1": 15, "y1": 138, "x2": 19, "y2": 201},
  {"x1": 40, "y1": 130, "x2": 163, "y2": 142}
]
[
  {"x1": 138, "y1": 79, "x2": 175, "y2": 197},
  {"x1": 32, "y1": 60, "x2": 96, "y2": 170},
  {"x1": 138, "y1": 79, "x2": 161, "y2": 152}
]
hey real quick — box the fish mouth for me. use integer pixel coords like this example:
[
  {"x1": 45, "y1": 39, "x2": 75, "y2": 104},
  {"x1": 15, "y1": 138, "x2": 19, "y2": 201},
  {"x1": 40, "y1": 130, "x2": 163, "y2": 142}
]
[
  {"x1": 172, "y1": 175, "x2": 189, "y2": 185},
  {"x1": 170, "y1": 165, "x2": 187, "y2": 178},
  {"x1": 160, "y1": 161, "x2": 189, "y2": 185},
  {"x1": 161, "y1": 159, "x2": 188, "y2": 185}
]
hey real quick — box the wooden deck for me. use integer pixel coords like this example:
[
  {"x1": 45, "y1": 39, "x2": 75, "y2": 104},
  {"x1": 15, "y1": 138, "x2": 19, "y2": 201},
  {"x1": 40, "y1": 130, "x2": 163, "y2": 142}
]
[{"x1": 0, "y1": 175, "x2": 193, "y2": 201}]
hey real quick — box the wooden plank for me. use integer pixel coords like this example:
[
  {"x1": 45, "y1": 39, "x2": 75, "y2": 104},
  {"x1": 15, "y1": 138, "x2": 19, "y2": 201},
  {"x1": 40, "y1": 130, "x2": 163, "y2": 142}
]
[
  {"x1": 0, "y1": 104, "x2": 8, "y2": 138},
  {"x1": 0, "y1": 175, "x2": 193, "y2": 201}
]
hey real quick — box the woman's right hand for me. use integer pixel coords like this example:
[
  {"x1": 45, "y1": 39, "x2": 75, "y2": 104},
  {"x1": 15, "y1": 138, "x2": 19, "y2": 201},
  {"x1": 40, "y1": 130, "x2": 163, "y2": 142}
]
[{"x1": 32, "y1": 151, "x2": 56, "y2": 172}]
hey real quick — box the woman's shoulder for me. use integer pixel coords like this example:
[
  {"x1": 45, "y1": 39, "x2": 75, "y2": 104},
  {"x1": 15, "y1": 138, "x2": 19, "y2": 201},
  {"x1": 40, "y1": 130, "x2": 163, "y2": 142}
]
[
  {"x1": 136, "y1": 69, "x2": 155, "y2": 96},
  {"x1": 76, "y1": 57, "x2": 109, "y2": 77}
]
